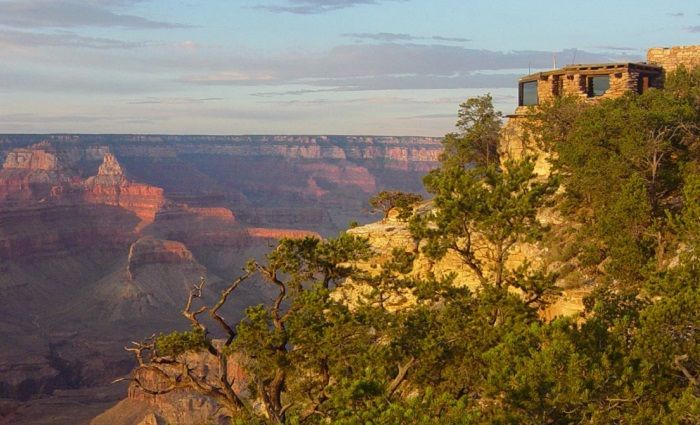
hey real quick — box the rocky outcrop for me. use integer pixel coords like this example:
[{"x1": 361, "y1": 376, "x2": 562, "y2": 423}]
[
  {"x1": 341, "y1": 208, "x2": 586, "y2": 317},
  {"x1": 0, "y1": 145, "x2": 72, "y2": 203},
  {"x1": 91, "y1": 349, "x2": 247, "y2": 425},
  {"x1": 0, "y1": 150, "x2": 166, "y2": 260},
  {"x1": 126, "y1": 238, "x2": 196, "y2": 281},
  {"x1": 83, "y1": 154, "x2": 165, "y2": 227},
  {"x1": 148, "y1": 203, "x2": 249, "y2": 249},
  {"x1": 248, "y1": 227, "x2": 320, "y2": 240},
  {"x1": 3, "y1": 146, "x2": 61, "y2": 171}
]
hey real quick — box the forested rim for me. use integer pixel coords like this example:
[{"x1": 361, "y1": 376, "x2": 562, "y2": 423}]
[{"x1": 123, "y1": 65, "x2": 700, "y2": 424}]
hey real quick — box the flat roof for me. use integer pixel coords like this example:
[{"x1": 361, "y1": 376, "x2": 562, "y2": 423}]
[{"x1": 520, "y1": 62, "x2": 662, "y2": 82}]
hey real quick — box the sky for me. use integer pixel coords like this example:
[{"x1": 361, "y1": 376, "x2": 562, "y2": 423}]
[{"x1": 0, "y1": 0, "x2": 699, "y2": 136}]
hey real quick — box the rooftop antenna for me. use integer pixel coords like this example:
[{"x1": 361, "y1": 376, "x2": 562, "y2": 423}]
[
  {"x1": 528, "y1": 62, "x2": 531, "y2": 74},
  {"x1": 553, "y1": 52, "x2": 557, "y2": 69},
  {"x1": 571, "y1": 49, "x2": 577, "y2": 65}
]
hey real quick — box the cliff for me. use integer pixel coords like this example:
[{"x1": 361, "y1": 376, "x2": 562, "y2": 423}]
[
  {"x1": 91, "y1": 348, "x2": 247, "y2": 425},
  {"x1": 341, "y1": 210, "x2": 586, "y2": 318},
  {"x1": 0, "y1": 136, "x2": 438, "y2": 423},
  {"x1": 0, "y1": 135, "x2": 441, "y2": 235},
  {"x1": 83, "y1": 153, "x2": 166, "y2": 227}
]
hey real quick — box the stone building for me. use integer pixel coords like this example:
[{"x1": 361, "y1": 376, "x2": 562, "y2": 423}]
[
  {"x1": 647, "y1": 45, "x2": 700, "y2": 73},
  {"x1": 502, "y1": 44, "x2": 700, "y2": 176},
  {"x1": 516, "y1": 62, "x2": 663, "y2": 112}
]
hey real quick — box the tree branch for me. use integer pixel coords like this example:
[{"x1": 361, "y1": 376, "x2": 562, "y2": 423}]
[
  {"x1": 387, "y1": 356, "x2": 416, "y2": 399},
  {"x1": 674, "y1": 354, "x2": 699, "y2": 387},
  {"x1": 183, "y1": 278, "x2": 207, "y2": 331},
  {"x1": 210, "y1": 271, "x2": 253, "y2": 345}
]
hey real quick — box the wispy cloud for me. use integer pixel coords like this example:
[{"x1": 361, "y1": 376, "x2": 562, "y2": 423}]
[
  {"x1": 343, "y1": 32, "x2": 470, "y2": 43},
  {"x1": 594, "y1": 45, "x2": 639, "y2": 52},
  {"x1": 178, "y1": 44, "x2": 638, "y2": 92},
  {"x1": 432, "y1": 35, "x2": 470, "y2": 43},
  {"x1": 343, "y1": 32, "x2": 418, "y2": 42},
  {"x1": 0, "y1": 0, "x2": 188, "y2": 29},
  {"x1": 400, "y1": 113, "x2": 455, "y2": 120},
  {"x1": 0, "y1": 29, "x2": 144, "y2": 49},
  {"x1": 668, "y1": 12, "x2": 685, "y2": 17},
  {"x1": 687, "y1": 25, "x2": 700, "y2": 32},
  {"x1": 0, "y1": 68, "x2": 167, "y2": 94},
  {"x1": 127, "y1": 97, "x2": 224, "y2": 105},
  {"x1": 257, "y1": 0, "x2": 405, "y2": 14}
]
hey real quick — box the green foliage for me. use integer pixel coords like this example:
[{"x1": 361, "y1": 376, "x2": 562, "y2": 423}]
[
  {"x1": 441, "y1": 94, "x2": 502, "y2": 168},
  {"x1": 664, "y1": 64, "x2": 700, "y2": 108},
  {"x1": 369, "y1": 190, "x2": 423, "y2": 220},
  {"x1": 412, "y1": 155, "x2": 558, "y2": 300},
  {"x1": 528, "y1": 70, "x2": 700, "y2": 284},
  {"x1": 140, "y1": 72, "x2": 700, "y2": 424},
  {"x1": 155, "y1": 326, "x2": 208, "y2": 357}
]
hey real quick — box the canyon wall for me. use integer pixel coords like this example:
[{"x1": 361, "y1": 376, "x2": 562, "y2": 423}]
[
  {"x1": 0, "y1": 135, "x2": 441, "y2": 424},
  {"x1": 0, "y1": 135, "x2": 441, "y2": 235}
]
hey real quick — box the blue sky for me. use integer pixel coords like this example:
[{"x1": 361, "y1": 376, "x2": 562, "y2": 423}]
[{"x1": 1, "y1": 0, "x2": 699, "y2": 136}]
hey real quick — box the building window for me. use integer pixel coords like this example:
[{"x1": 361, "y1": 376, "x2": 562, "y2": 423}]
[
  {"x1": 587, "y1": 75, "x2": 610, "y2": 97},
  {"x1": 519, "y1": 81, "x2": 538, "y2": 106}
]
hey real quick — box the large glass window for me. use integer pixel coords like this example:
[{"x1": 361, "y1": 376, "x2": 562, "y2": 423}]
[
  {"x1": 587, "y1": 75, "x2": 610, "y2": 97},
  {"x1": 519, "y1": 81, "x2": 538, "y2": 106}
]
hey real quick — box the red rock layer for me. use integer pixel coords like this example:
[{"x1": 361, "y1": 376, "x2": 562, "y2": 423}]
[
  {"x1": 126, "y1": 237, "x2": 198, "y2": 280},
  {"x1": 248, "y1": 227, "x2": 320, "y2": 239},
  {"x1": 148, "y1": 203, "x2": 250, "y2": 248},
  {"x1": 83, "y1": 154, "x2": 165, "y2": 226},
  {"x1": 0, "y1": 148, "x2": 164, "y2": 260}
]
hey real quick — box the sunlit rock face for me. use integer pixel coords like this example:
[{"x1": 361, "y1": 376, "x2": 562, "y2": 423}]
[
  {"x1": 83, "y1": 154, "x2": 166, "y2": 227},
  {"x1": 341, "y1": 206, "x2": 586, "y2": 318}
]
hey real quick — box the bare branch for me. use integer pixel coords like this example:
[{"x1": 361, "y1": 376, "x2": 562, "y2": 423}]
[
  {"x1": 183, "y1": 278, "x2": 208, "y2": 331},
  {"x1": 210, "y1": 270, "x2": 253, "y2": 345},
  {"x1": 387, "y1": 356, "x2": 416, "y2": 399},
  {"x1": 674, "y1": 354, "x2": 699, "y2": 387}
]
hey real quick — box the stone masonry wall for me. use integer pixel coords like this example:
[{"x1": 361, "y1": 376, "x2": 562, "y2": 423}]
[
  {"x1": 560, "y1": 71, "x2": 636, "y2": 100},
  {"x1": 648, "y1": 45, "x2": 700, "y2": 72}
]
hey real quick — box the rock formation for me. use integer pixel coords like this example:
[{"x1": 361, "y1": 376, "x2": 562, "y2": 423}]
[
  {"x1": 83, "y1": 154, "x2": 166, "y2": 227},
  {"x1": 0, "y1": 135, "x2": 441, "y2": 234},
  {"x1": 91, "y1": 349, "x2": 247, "y2": 425},
  {"x1": 0, "y1": 136, "x2": 438, "y2": 424}
]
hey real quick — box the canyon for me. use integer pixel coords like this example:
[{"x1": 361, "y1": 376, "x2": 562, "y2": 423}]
[{"x1": 0, "y1": 134, "x2": 441, "y2": 424}]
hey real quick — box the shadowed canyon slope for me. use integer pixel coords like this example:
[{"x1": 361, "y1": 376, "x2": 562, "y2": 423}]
[{"x1": 0, "y1": 135, "x2": 440, "y2": 423}]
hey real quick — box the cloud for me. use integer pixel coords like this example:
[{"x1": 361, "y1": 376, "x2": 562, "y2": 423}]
[
  {"x1": 178, "y1": 44, "x2": 638, "y2": 93},
  {"x1": 0, "y1": 112, "x2": 117, "y2": 124},
  {"x1": 0, "y1": 68, "x2": 167, "y2": 94},
  {"x1": 343, "y1": 32, "x2": 419, "y2": 42},
  {"x1": 127, "y1": 97, "x2": 224, "y2": 104},
  {"x1": 668, "y1": 12, "x2": 684, "y2": 17},
  {"x1": 343, "y1": 32, "x2": 470, "y2": 43},
  {"x1": 687, "y1": 26, "x2": 700, "y2": 33},
  {"x1": 432, "y1": 36, "x2": 470, "y2": 43},
  {"x1": 594, "y1": 45, "x2": 639, "y2": 52},
  {"x1": 257, "y1": 0, "x2": 404, "y2": 14},
  {"x1": 400, "y1": 113, "x2": 455, "y2": 120},
  {"x1": 0, "y1": 29, "x2": 144, "y2": 49},
  {"x1": 0, "y1": 0, "x2": 188, "y2": 29}
]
